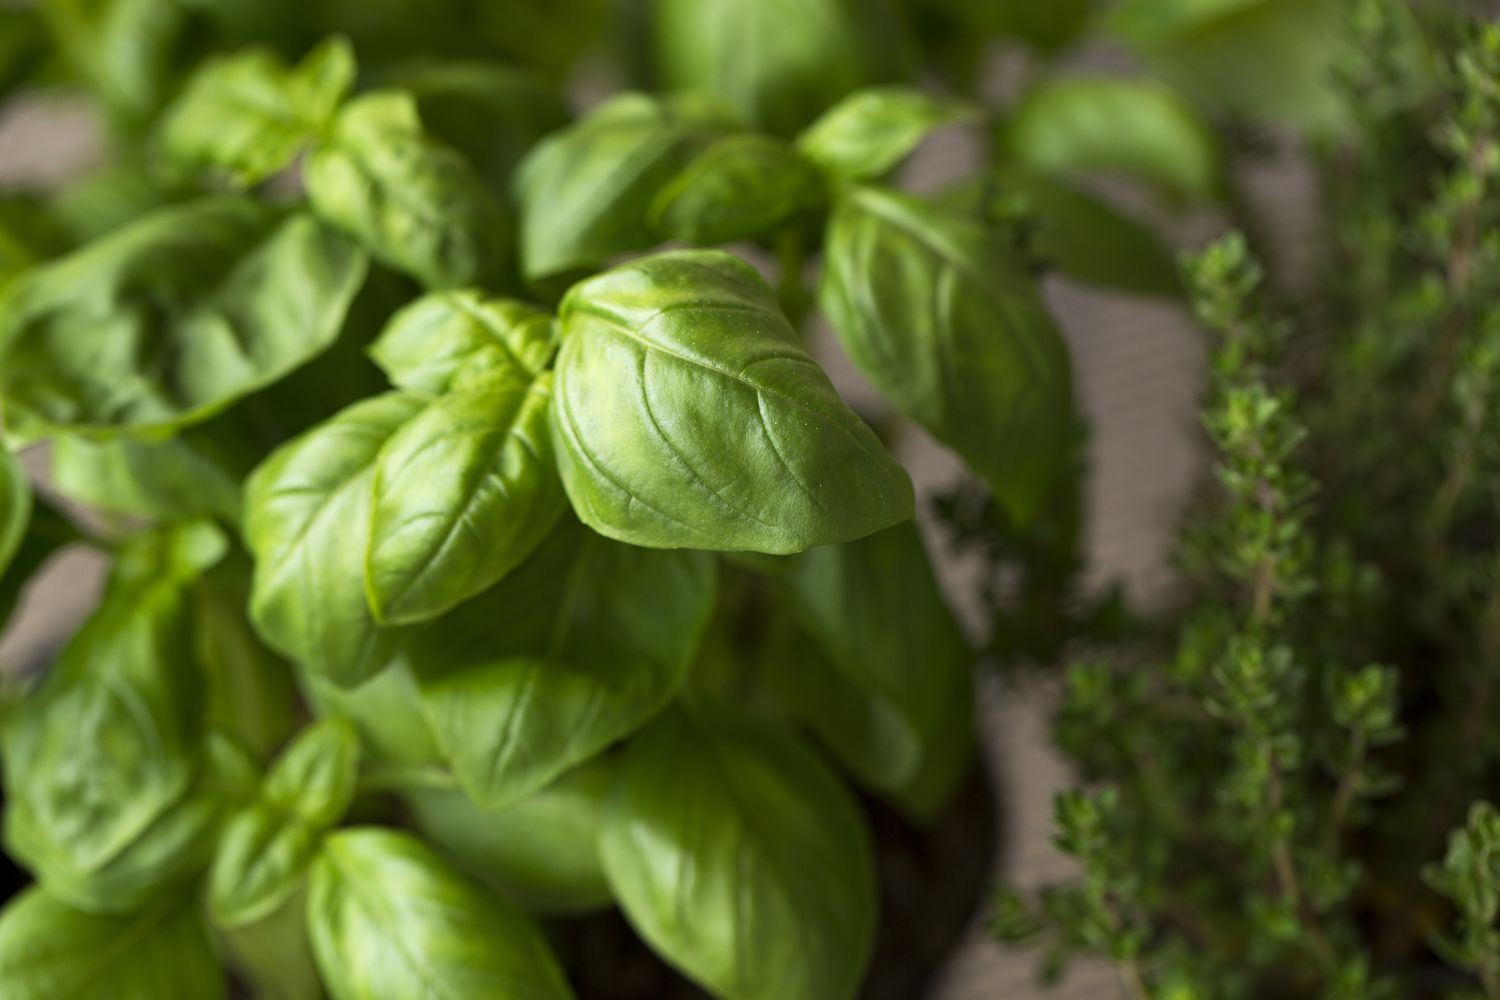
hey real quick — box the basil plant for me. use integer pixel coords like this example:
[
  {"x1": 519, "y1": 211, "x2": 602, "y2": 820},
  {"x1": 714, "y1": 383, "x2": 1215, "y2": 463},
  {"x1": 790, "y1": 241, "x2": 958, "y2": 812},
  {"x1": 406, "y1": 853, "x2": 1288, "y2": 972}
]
[{"x1": 0, "y1": 2, "x2": 1207, "y2": 995}]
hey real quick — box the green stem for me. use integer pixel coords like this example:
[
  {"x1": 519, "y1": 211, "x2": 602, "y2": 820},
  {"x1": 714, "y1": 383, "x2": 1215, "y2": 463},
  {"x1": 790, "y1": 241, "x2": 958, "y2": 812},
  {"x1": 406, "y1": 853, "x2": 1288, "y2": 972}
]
[{"x1": 358, "y1": 764, "x2": 458, "y2": 795}]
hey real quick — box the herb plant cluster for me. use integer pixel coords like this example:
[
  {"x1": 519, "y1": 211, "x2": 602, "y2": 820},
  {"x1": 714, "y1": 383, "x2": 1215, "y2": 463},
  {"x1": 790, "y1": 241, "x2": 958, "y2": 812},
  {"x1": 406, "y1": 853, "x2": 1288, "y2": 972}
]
[
  {"x1": 996, "y1": 4, "x2": 1500, "y2": 998},
  {"x1": 0, "y1": 0, "x2": 1245, "y2": 996}
]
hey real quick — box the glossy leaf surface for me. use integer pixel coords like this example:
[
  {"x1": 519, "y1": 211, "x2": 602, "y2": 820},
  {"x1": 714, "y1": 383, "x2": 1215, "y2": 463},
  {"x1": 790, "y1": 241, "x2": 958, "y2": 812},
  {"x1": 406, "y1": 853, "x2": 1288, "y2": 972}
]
[
  {"x1": 552, "y1": 249, "x2": 913, "y2": 551},
  {"x1": 601, "y1": 703, "x2": 876, "y2": 1000},
  {"x1": 820, "y1": 187, "x2": 1074, "y2": 523}
]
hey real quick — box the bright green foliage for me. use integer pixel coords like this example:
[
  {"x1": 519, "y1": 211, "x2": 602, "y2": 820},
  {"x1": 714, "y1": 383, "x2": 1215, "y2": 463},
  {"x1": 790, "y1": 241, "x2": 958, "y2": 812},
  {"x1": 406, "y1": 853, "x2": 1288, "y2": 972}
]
[
  {"x1": 209, "y1": 719, "x2": 360, "y2": 927},
  {"x1": 552, "y1": 249, "x2": 914, "y2": 551},
  {"x1": 821, "y1": 186, "x2": 1074, "y2": 524},
  {"x1": 1001, "y1": 77, "x2": 1221, "y2": 202},
  {"x1": 307, "y1": 828, "x2": 575, "y2": 1000},
  {"x1": 0, "y1": 4, "x2": 1232, "y2": 997},
  {"x1": 305, "y1": 91, "x2": 511, "y2": 290},
  {"x1": 515, "y1": 93, "x2": 729, "y2": 280},
  {"x1": 0, "y1": 197, "x2": 366, "y2": 441},
  {"x1": 406, "y1": 517, "x2": 715, "y2": 808},
  {"x1": 650, "y1": 134, "x2": 826, "y2": 245},
  {"x1": 600, "y1": 702, "x2": 876, "y2": 1000},
  {"x1": 156, "y1": 37, "x2": 356, "y2": 186},
  {"x1": 797, "y1": 86, "x2": 975, "y2": 182},
  {"x1": 0, "y1": 889, "x2": 224, "y2": 999}
]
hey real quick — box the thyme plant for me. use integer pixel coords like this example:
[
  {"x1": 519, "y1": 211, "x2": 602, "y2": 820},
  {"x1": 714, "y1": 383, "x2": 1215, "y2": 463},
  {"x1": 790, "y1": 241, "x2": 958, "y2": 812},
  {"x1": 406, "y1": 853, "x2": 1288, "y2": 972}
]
[{"x1": 997, "y1": 7, "x2": 1500, "y2": 997}]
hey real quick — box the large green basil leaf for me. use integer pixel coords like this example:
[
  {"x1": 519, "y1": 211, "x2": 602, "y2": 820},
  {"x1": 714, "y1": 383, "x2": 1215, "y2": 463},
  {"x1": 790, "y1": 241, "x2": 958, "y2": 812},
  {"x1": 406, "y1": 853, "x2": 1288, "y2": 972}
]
[
  {"x1": 389, "y1": 60, "x2": 570, "y2": 190},
  {"x1": 774, "y1": 522, "x2": 974, "y2": 817},
  {"x1": 195, "y1": 553, "x2": 301, "y2": 760},
  {"x1": 601, "y1": 702, "x2": 876, "y2": 1000},
  {"x1": 265, "y1": 717, "x2": 362, "y2": 826},
  {"x1": 9, "y1": 731, "x2": 257, "y2": 912},
  {"x1": 2, "y1": 522, "x2": 225, "y2": 903},
  {"x1": 209, "y1": 802, "x2": 319, "y2": 930},
  {"x1": 245, "y1": 393, "x2": 422, "y2": 687},
  {"x1": 307, "y1": 828, "x2": 575, "y2": 1000},
  {"x1": 407, "y1": 517, "x2": 714, "y2": 809},
  {"x1": 156, "y1": 37, "x2": 356, "y2": 186},
  {"x1": 552, "y1": 249, "x2": 913, "y2": 552},
  {"x1": 209, "y1": 720, "x2": 359, "y2": 928},
  {"x1": 649, "y1": 0, "x2": 910, "y2": 136},
  {"x1": 820, "y1": 187, "x2": 1073, "y2": 524},
  {"x1": 300, "y1": 658, "x2": 440, "y2": 767},
  {"x1": 406, "y1": 758, "x2": 613, "y2": 913},
  {"x1": 514, "y1": 93, "x2": 729, "y2": 281},
  {"x1": 0, "y1": 196, "x2": 368, "y2": 442},
  {"x1": 369, "y1": 290, "x2": 556, "y2": 395},
  {"x1": 305, "y1": 91, "x2": 511, "y2": 291},
  {"x1": 367, "y1": 370, "x2": 564, "y2": 624},
  {"x1": 797, "y1": 86, "x2": 976, "y2": 183},
  {"x1": 0, "y1": 889, "x2": 224, "y2": 999},
  {"x1": 50, "y1": 428, "x2": 245, "y2": 522},
  {"x1": 38, "y1": 0, "x2": 189, "y2": 126},
  {"x1": 939, "y1": 170, "x2": 1182, "y2": 298},
  {"x1": 649, "y1": 134, "x2": 826, "y2": 245},
  {"x1": 1109, "y1": 0, "x2": 1352, "y2": 132},
  {"x1": 0, "y1": 448, "x2": 31, "y2": 581},
  {"x1": 1001, "y1": 76, "x2": 1220, "y2": 203}
]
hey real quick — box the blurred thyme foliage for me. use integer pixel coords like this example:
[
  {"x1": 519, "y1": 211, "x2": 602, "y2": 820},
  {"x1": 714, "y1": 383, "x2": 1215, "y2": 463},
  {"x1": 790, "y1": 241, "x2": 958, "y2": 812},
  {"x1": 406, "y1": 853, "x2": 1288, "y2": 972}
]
[{"x1": 996, "y1": 6, "x2": 1500, "y2": 997}]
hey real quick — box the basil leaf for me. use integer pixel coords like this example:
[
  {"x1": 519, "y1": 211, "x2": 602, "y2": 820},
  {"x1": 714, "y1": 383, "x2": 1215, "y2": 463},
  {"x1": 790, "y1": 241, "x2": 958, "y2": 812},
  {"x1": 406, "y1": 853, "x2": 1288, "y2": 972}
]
[
  {"x1": 38, "y1": 0, "x2": 188, "y2": 126},
  {"x1": 406, "y1": 758, "x2": 612, "y2": 913},
  {"x1": 50, "y1": 429, "x2": 245, "y2": 522},
  {"x1": 195, "y1": 552, "x2": 301, "y2": 759},
  {"x1": 0, "y1": 448, "x2": 31, "y2": 582},
  {"x1": 367, "y1": 371, "x2": 564, "y2": 624},
  {"x1": 157, "y1": 37, "x2": 356, "y2": 186},
  {"x1": 514, "y1": 93, "x2": 728, "y2": 280},
  {"x1": 994, "y1": 169, "x2": 1182, "y2": 297},
  {"x1": 408, "y1": 517, "x2": 715, "y2": 808},
  {"x1": 305, "y1": 90, "x2": 511, "y2": 290},
  {"x1": 797, "y1": 86, "x2": 977, "y2": 183},
  {"x1": 1001, "y1": 76, "x2": 1220, "y2": 202},
  {"x1": 265, "y1": 718, "x2": 362, "y2": 827},
  {"x1": 369, "y1": 290, "x2": 557, "y2": 395},
  {"x1": 820, "y1": 187, "x2": 1074, "y2": 524},
  {"x1": 245, "y1": 393, "x2": 423, "y2": 688},
  {"x1": 649, "y1": 0, "x2": 910, "y2": 135},
  {"x1": 209, "y1": 802, "x2": 319, "y2": 930},
  {"x1": 649, "y1": 134, "x2": 826, "y2": 245},
  {"x1": 552, "y1": 249, "x2": 914, "y2": 552},
  {"x1": 1109, "y1": 0, "x2": 1351, "y2": 132},
  {"x1": 307, "y1": 828, "x2": 575, "y2": 1000},
  {"x1": 390, "y1": 59, "x2": 570, "y2": 189},
  {"x1": 0, "y1": 888, "x2": 224, "y2": 999},
  {"x1": 601, "y1": 702, "x2": 876, "y2": 1000},
  {"x1": 9, "y1": 730, "x2": 256, "y2": 912},
  {"x1": 0, "y1": 196, "x2": 368, "y2": 441},
  {"x1": 300, "y1": 658, "x2": 441, "y2": 768},
  {"x1": 221, "y1": 886, "x2": 322, "y2": 1000},
  {"x1": 776, "y1": 523, "x2": 974, "y2": 817},
  {"x1": 2, "y1": 522, "x2": 226, "y2": 907},
  {"x1": 210, "y1": 720, "x2": 359, "y2": 928}
]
